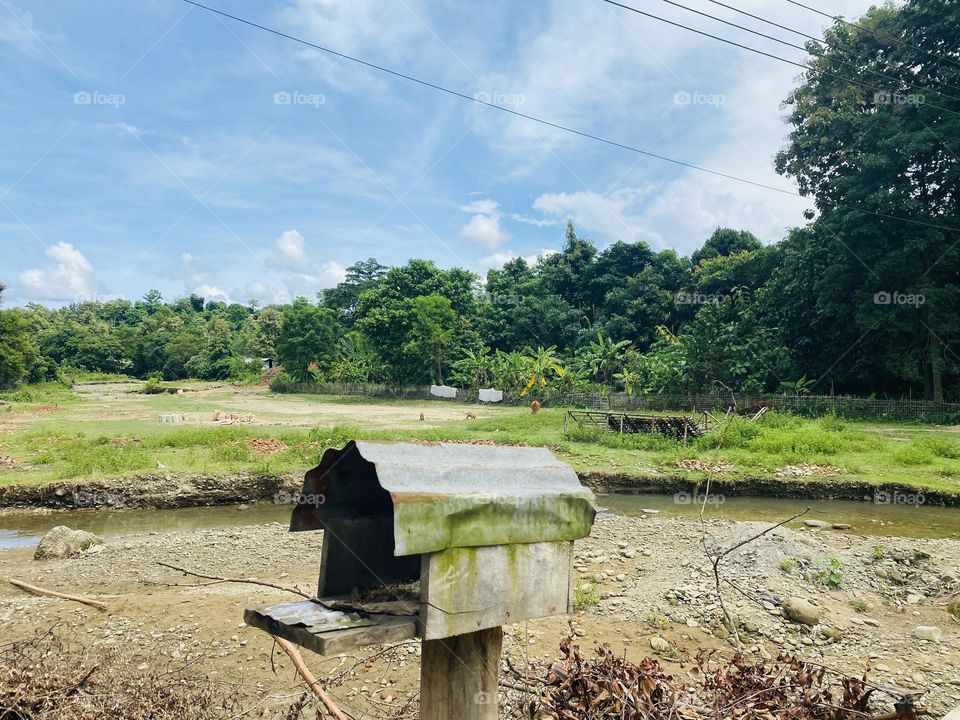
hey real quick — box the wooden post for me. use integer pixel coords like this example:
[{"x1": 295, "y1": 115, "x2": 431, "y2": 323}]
[{"x1": 420, "y1": 627, "x2": 502, "y2": 720}]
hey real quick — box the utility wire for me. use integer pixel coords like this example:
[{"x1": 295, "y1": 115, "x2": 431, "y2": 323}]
[
  {"x1": 181, "y1": 0, "x2": 959, "y2": 235},
  {"x1": 781, "y1": 0, "x2": 960, "y2": 71},
  {"x1": 599, "y1": 0, "x2": 960, "y2": 118},
  {"x1": 699, "y1": 0, "x2": 960, "y2": 97}
]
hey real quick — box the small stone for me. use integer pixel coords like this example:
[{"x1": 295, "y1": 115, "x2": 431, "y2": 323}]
[
  {"x1": 783, "y1": 597, "x2": 821, "y2": 626},
  {"x1": 804, "y1": 520, "x2": 831, "y2": 528},
  {"x1": 913, "y1": 626, "x2": 942, "y2": 642},
  {"x1": 649, "y1": 636, "x2": 670, "y2": 651}
]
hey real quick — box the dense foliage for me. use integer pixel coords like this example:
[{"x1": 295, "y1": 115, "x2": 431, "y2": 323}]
[{"x1": 0, "y1": 0, "x2": 956, "y2": 399}]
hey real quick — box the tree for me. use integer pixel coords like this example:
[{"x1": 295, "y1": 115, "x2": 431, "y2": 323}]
[
  {"x1": 520, "y1": 346, "x2": 565, "y2": 396},
  {"x1": 0, "y1": 285, "x2": 42, "y2": 386},
  {"x1": 774, "y1": 0, "x2": 960, "y2": 399},
  {"x1": 276, "y1": 299, "x2": 340, "y2": 382},
  {"x1": 451, "y1": 346, "x2": 493, "y2": 388},
  {"x1": 690, "y1": 228, "x2": 763, "y2": 267},
  {"x1": 322, "y1": 257, "x2": 388, "y2": 323},
  {"x1": 573, "y1": 333, "x2": 632, "y2": 386},
  {"x1": 403, "y1": 294, "x2": 457, "y2": 384}
]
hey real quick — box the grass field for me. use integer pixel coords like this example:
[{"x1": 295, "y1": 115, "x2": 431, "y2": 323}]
[{"x1": 1, "y1": 380, "x2": 959, "y2": 494}]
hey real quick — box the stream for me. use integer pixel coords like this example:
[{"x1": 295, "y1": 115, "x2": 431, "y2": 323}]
[{"x1": 1, "y1": 493, "x2": 958, "y2": 550}]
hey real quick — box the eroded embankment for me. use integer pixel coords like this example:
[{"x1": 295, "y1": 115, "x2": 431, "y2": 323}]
[
  {"x1": 0, "y1": 473, "x2": 301, "y2": 510},
  {"x1": 0, "y1": 469, "x2": 958, "y2": 510},
  {"x1": 579, "y1": 472, "x2": 960, "y2": 506}
]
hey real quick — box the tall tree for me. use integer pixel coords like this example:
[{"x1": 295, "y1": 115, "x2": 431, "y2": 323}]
[{"x1": 774, "y1": 0, "x2": 960, "y2": 399}]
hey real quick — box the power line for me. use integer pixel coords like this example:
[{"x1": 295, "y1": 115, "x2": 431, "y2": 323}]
[
  {"x1": 700, "y1": 0, "x2": 960, "y2": 97},
  {"x1": 598, "y1": 0, "x2": 960, "y2": 118},
  {"x1": 181, "y1": 0, "x2": 958, "y2": 235},
  {"x1": 781, "y1": 0, "x2": 960, "y2": 71}
]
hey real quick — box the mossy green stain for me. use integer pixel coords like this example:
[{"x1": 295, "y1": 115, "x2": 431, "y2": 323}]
[{"x1": 393, "y1": 492, "x2": 595, "y2": 555}]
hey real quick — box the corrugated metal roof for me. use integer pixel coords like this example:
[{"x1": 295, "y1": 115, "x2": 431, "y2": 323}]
[{"x1": 291, "y1": 441, "x2": 596, "y2": 556}]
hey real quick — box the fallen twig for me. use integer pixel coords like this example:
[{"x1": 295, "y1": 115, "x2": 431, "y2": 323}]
[
  {"x1": 8, "y1": 578, "x2": 107, "y2": 610},
  {"x1": 157, "y1": 562, "x2": 311, "y2": 599},
  {"x1": 272, "y1": 635, "x2": 351, "y2": 720}
]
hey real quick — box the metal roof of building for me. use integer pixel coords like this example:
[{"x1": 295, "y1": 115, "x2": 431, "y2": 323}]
[{"x1": 290, "y1": 440, "x2": 596, "y2": 556}]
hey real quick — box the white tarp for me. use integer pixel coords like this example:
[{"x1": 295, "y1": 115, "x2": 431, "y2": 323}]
[
  {"x1": 430, "y1": 384, "x2": 457, "y2": 399},
  {"x1": 478, "y1": 388, "x2": 504, "y2": 403}
]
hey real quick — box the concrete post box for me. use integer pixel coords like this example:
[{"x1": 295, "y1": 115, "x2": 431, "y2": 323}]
[{"x1": 245, "y1": 440, "x2": 596, "y2": 719}]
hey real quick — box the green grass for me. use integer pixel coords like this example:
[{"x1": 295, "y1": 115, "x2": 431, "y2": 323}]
[{"x1": 1, "y1": 382, "x2": 960, "y2": 496}]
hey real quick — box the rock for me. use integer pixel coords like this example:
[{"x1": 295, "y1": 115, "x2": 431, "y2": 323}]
[
  {"x1": 906, "y1": 594, "x2": 922, "y2": 605},
  {"x1": 913, "y1": 626, "x2": 942, "y2": 642},
  {"x1": 820, "y1": 626, "x2": 844, "y2": 641},
  {"x1": 804, "y1": 520, "x2": 831, "y2": 528},
  {"x1": 783, "y1": 597, "x2": 821, "y2": 626},
  {"x1": 649, "y1": 636, "x2": 670, "y2": 652},
  {"x1": 33, "y1": 526, "x2": 104, "y2": 560},
  {"x1": 863, "y1": 618, "x2": 880, "y2": 627},
  {"x1": 831, "y1": 523, "x2": 851, "y2": 530},
  {"x1": 942, "y1": 705, "x2": 960, "y2": 720}
]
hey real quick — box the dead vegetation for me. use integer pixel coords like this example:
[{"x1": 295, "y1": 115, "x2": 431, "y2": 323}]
[
  {"x1": 0, "y1": 632, "x2": 246, "y2": 720},
  {"x1": 515, "y1": 634, "x2": 927, "y2": 720}
]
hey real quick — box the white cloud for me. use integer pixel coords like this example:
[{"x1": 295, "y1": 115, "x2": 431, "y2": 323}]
[
  {"x1": 533, "y1": 186, "x2": 661, "y2": 247},
  {"x1": 193, "y1": 284, "x2": 231, "y2": 303},
  {"x1": 480, "y1": 248, "x2": 557, "y2": 271},
  {"x1": 458, "y1": 199, "x2": 509, "y2": 250},
  {"x1": 460, "y1": 199, "x2": 499, "y2": 215},
  {"x1": 0, "y1": 4, "x2": 43, "y2": 56},
  {"x1": 270, "y1": 229, "x2": 308, "y2": 269},
  {"x1": 472, "y1": 0, "x2": 874, "y2": 249},
  {"x1": 18, "y1": 242, "x2": 93, "y2": 302}
]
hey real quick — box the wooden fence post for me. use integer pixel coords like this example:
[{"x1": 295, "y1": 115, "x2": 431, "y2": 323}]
[{"x1": 420, "y1": 627, "x2": 502, "y2": 720}]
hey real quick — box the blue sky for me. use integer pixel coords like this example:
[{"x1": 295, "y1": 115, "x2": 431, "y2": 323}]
[{"x1": 1, "y1": 0, "x2": 875, "y2": 306}]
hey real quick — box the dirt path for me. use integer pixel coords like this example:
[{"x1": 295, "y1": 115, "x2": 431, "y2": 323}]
[{"x1": 1, "y1": 514, "x2": 958, "y2": 718}]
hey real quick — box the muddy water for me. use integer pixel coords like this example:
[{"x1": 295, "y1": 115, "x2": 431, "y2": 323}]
[
  {"x1": 600, "y1": 493, "x2": 960, "y2": 539},
  {"x1": 1, "y1": 493, "x2": 958, "y2": 549},
  {"x1": 0, "y1": 503, "x2": 292, "y2": 549}
]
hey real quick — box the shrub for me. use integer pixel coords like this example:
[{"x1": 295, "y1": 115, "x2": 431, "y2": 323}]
[
  {"x1": 780, "y1": 557, "x2": 799, "y2": 574},
  {"x1": 818, "y1": 556, "x2": 844, "y2": 589},
  {"x1": 573, "y1": 577, "x2": 600, "y2": 611},
  {"x1": 849, "y1": 599, "x2": 869, "y2": 613}
]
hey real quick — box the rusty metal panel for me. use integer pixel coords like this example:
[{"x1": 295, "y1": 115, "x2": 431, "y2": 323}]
[{"x1": 291, "y1": 441, "x2": 595, "y2": 556}]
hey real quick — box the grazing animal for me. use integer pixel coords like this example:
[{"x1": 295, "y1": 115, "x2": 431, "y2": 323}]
[
  {"x1": 419, "y1": 412, "x2": 425, "y2": 421},
  {"x1": 465, "y1": 411, "x2": 476, "y2": 420},
  {"x1": 530, "y1": 400, "x2": 541, "y2": 414}
]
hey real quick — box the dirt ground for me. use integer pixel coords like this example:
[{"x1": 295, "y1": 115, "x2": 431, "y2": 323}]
[
  {"x1": 1, "y1": 513, "x2": 958, "y2": 718},
  {"x1": 66, "y1": 382, "x2": 508, "y2": 429}
]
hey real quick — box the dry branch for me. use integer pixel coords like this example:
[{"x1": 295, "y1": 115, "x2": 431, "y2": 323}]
[
  {"x1": 271, "y1": 635, "x2": 350, "y2": 720},
  {"x1": 156, "y1": 562, "x2": 311, "y2": 599},
  {"x1": 8, "y1": 578, "x2": 108, "y2": 610}
]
